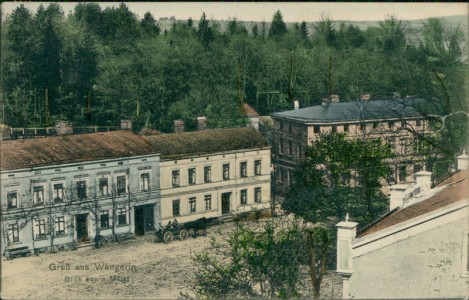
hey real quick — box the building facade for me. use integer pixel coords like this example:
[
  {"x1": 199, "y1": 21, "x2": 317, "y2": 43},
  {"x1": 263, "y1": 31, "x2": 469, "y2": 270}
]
[
  {"x1": 1, "y1": 131, "x2": 161, "y2": 256},
  {"x1": 271, "y1": 97, "x2": 430, "y2": 195},
  {"x1": 1, "y1": 127, "x2": 272, "y2": 257},
  {"x1": 336, "y1": 154, "x2": 469, "y2": 299},
  {"x1": 143, "y1": 127, "x2": 271, "y2": 225}
]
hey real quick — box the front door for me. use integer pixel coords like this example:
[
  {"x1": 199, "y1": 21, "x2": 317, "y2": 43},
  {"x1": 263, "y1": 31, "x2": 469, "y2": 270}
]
[
  {"x1": 135, "y1": 204, "x2": 155, "y2": 235},
  {"x1": 221, "y1": 193, "x2": 231, "y2": 215},
  {"x1": 76, "y1": 213, "x2": 89, "y2": 242}
]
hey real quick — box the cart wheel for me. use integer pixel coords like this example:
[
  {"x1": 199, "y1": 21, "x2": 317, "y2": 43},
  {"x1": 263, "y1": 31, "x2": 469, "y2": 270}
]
[
  {"x1": 179, "y1": 230, "x2": 189, "y2": 241},
  {"x1": 103, "y1": 239, "x2": 111, "y2": 248},
  {"x1": 163, "y1": 231, "x2": 174, "y2": 243}
]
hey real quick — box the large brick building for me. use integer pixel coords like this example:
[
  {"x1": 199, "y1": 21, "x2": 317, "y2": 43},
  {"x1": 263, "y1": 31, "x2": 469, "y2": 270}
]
[{"x1": 271, "y1": 97, "x2": 430, "y2": 195}]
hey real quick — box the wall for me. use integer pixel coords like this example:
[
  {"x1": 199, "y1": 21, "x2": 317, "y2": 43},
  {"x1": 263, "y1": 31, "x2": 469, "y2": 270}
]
[
  {"x1": 349, "y1": 217, "x2": 469, "y2": 298},
  {"x1": 159, "y1": 148, "x2": 271, "y2": 224},
  {"x1": 1, "y1": 154, "x2": 160, "y2": 256}
]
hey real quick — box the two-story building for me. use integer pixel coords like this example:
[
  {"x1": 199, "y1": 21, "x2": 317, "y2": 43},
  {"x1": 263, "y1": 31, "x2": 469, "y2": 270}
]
[
  {"x1": 1, "y1": 131, "x2": 161, "y2": 256},
  {"x1": 1, "y1": 127, "x2": 272, "y2": 257},
  {"x1": 271, "y1": 97, "x2": 430, "y2": 195},
  {"x1": 143, "y1": 127, "x2": 271, "y2": 225}
]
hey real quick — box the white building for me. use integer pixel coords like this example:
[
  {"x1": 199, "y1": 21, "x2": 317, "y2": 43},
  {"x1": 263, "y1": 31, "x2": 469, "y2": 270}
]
[
  {"x1": 336, "y1": 153, "x2": 469, "y2": 299},
  {"x1": 143, "y1": 127, "x2": 271, "y2": 225},
  {"x1": 1, "y1": 131, "x2": 161, "y2": 257}
]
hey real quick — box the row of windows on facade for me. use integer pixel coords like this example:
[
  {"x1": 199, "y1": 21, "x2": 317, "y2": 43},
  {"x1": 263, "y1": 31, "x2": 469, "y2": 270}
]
[
  {"x1": 171, "y1": 188, "x2": 262, "y2": 217},
  {"x1": 171, "y1": 160, "x2": 262, "y2": 187},
  {"x1": 6, "y1": 173, "x2": 150, "y2": 209},
  {"x1": 7, "y1": 208, "x2": 128, "y2": 243},
  {"x1": 278, "y1": 119, "x2": 423, "y2": 133}
]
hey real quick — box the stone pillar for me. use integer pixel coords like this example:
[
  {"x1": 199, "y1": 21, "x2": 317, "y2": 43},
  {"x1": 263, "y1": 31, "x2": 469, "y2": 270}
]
[
  {"x1": 389, "y1": 184, "x2": 408, "y2": 210},
  {"x1": 197, "y1": 116, "x2": 207, "y2": 131},
  {"x1": 336, "y1": 214, "x2": 358, "y2": 299},
  {"x1": 174, "y1": 120, "x2": 184, "y2": 133}
]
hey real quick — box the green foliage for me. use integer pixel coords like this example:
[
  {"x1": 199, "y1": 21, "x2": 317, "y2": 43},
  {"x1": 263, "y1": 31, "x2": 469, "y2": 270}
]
[
  {"x1": 283, "y1": 134, "x2": 394, "y2": 224},
  {"x1": 269, "y1": 10, "x2": 288, "y2": 38},
  {"x1": 190, "y1": 218, "x2": 333, "y2": 299}
]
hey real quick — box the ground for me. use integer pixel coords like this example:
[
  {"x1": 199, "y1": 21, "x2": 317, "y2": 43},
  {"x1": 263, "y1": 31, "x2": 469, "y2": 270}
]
[{"x1": 1, "y1": 222, "x2": 342, "y2": 299}]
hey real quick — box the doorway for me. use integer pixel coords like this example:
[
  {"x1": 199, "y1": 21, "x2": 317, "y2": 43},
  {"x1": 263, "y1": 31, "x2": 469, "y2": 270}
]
[
  {"x1": 76, "y1": 213, "x2": 89, "y2": 243},
  {"x1": 135, "y1": 204, "x2": 155, "y2": 235},
  {"x1": 221, "y1": 192, "x2": 231, "y2": 215}
]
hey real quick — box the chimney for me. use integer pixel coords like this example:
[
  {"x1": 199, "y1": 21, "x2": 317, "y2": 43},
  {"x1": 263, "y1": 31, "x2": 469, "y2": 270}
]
[
  {"x1": 55, "y1": 121, "x2": 73, "y2": 135},
  {"x1": 389, "y1": 184, "x2": 409, "y2": 210},
  {"x1": 457, "y1": 149, "x2": 469, "y2": 170},
  {"x1": 360, "y1": 94, "x2": 371, "y2": 101},
  {"x1": 120, "y1": 119, "x2": 132, "y2": 131},
  {"x1": 322, "y1": 97, "x2": 330, "y2": 107},
  {"x1": 293, "y1": 100, "x2": 300, "y2": 110},
  {"x1": 415, "y1": 170, "x2": 432, "y2": 192},
  {"x1": 174, "y1": 119, "x2": 185, "y2": 133},
  {"x1": 330, "y1": 95, "x2": 339, "y2": 103},
  {"x1": 197, "y1": 116, "x2": 207, "y2": 131},
  {"x1": 336, "y1": 213, "x2": 358, "y2": 299}
]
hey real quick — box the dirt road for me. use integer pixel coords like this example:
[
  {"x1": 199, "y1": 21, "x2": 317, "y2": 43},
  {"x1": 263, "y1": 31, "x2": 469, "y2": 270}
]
[{"x1": 1, "y1": 223, "x2": 341, "y2": 299}]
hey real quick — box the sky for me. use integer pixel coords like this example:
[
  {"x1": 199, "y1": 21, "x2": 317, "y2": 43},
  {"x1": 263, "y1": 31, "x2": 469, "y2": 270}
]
[{"x1": 2, "y1": 2, "x2": 468, "y2": 22}]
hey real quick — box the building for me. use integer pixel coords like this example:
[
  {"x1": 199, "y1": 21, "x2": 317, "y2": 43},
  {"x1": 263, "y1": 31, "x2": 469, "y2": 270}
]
[
  {"x1": 1, "y1": 127, "x2": 271, "y2": 257},
  {"x1": 335, "y1": 153, "x2": 469, "y2": 299},
  {"x1": 243, "y1": 103, "x2": 260, "y2": 131},
  {"x1": 271, "y1": 97, "x2": 430, "y2": 194},
  {"x1": 143, "y1": 127, "x2": 271, "y2": 225},
  {"x1": 1, "y1": 131, "x2": 161, "y2": 256}
]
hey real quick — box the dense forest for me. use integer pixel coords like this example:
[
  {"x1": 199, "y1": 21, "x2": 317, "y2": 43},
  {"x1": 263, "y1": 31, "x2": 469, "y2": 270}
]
[{"x1": 1, "y1": 3, "x2": 467, "y2": 141}]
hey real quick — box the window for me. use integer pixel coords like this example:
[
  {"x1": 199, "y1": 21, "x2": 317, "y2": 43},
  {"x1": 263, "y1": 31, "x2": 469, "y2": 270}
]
[
  {"x1": 117, "y1": 207, "x2": 127, "y2": 225},
  {"x1": 343, "y1": 125, "x2": 349, "y2": 133},
  {"x1": 100, "y1": 210, "x2": 109, "y2": 228},
  {"x1": 189, "y1": 197, "x2": 196, "y2": 213},
  {"x1": 373, "y1": 122, "x2": 378, "y2": 129},
  {"x1": 204, "y1": 195, "x2": 212, "y2": 210},
  {"x1": 188, "y1": 168, "x2": 196, "y2": 185},
  {"x1": 204, "y1": 166, "x2": 211, "y2": 183},
  {"x1": 288, "y1": 169, "x2": 293, "y2": 185},
  {"x1": 297, "y1": 144, "x2": 302, "y2": 159},
  {"x1": 99, "y1": 178, "x2": 109, "y2": 196},
  {"x1": 314, "y1": 125, "x2": 320, "y2": 134},
  {"x1": 33, "y1": 186, "x2": 44, "y2": 206},
  {"x1": 416, "y1": 119, "x2": 421, "y2": 126},
  {"x1": 359, "y1": 124, "x2": 365, "y2": 131},
  {"x1": 400, "y1": 139, "x2": 408, "y2": 154},
  {"x1": 279, "y1": 138, "x2": 284, "y2": 154},
  {"x1": 7, "y1": 191, "x2": 17, "y2": 209},
  {"x1": 254, "y1": 160, "x2": 262, "y2": 175},
  {"x1": 117, "y1": 176, "x2": 126, "y2": 195},
  {"x1": 388, "y1": 138, "x2": 396, "y2": 151},
  {"x1": 288, "y1": 140, "x2": 293, "y2": 155},
  {"x1": 53, "y1": 183, "x2": 64, "y2": 203},
  {"x1": 240, "y1": 162, "x2": 247, "y2": 178},
  {"x1": 76, "y1": 181, "x2": 86, "y2": 200},
  {"x1": 240, "y1": 190, "x2": 247, "y2": 205},
  {"x1": 277, "y1": 167, "x2": 283, "y2": 183},
  {"x1": 55, "y1": 216, "x2": 65, "y2": 235},
  {"x1": 8, "y1": 224, "x2": 19, "y2": 242},
  {"x1": 388, "y1": 121, "x2": 395, "y2": 129},
  {"x1": 172, "y1": 170, "x2": 180, "y2": 187},
  {"x1": 35, "y1": 219, "x2": 47, "y2": 239},
  {"x1": 172, "y1": 199, "x2": 180, "y2": 217},
  {"x1": 332, "y1": 125, "x2": 337, "y2": 133},
  {"x1": 140, "y1": 173, "x2": 150, "y2": 191},
  {"x1": 223, "y1": 164, "x2": 230, "y2": 180},
  {"x1": 399, "y1": 165, "x2": 407, "y2": 182},
  {"x1": 255, "y1": 187, "x2": 261, "y2": 203}
]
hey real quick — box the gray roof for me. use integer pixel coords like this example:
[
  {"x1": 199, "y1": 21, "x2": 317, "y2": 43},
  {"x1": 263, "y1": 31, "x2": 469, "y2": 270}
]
[{"x1": 271, "y1": 99, "x2": 426, "y2": 123}]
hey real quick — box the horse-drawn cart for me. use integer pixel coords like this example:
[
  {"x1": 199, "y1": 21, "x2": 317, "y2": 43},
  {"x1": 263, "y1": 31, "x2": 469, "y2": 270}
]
[{"x1": 155, "y1": 217, "x2": 218, "y2": 244}]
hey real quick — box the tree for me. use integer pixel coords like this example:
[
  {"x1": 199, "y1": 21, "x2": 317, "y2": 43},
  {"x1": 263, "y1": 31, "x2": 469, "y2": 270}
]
[
  {"x1": 283, "y1": 133, "x2": 393, "y2": 224},
  {"x1": 377, "y1": 15, "x2": 407, "y2": 55},
  {"x1": 141, "y1": 12, "x2": 160, "y2": 37},
  {"x1": 299, "y1": 21, "x2": 308, "y2": 40},
  {"x1": 269, "y1": 10, "x2": 287, "y2": 38},
  {"x1": 312, "y1": 16, "x2": 337, "y2": 48},
  {"x1": 197, "y1": 12, "x2": 213, "y2": 47},
  {"x1": 187, "y1": 217, "x2": 335, "y2": 299}
]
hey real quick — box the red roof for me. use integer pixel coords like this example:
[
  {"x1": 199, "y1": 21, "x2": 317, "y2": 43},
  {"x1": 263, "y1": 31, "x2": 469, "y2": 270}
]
[
  {"x1": 358, "y1": 169, "x2": 469, "y2": 238},
  {"x1": 0, "y1": 131, "x2": 153, "y2": 170},
  {"x1": 243, "y1": 103, "x2": 259, "y2": 117}
]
